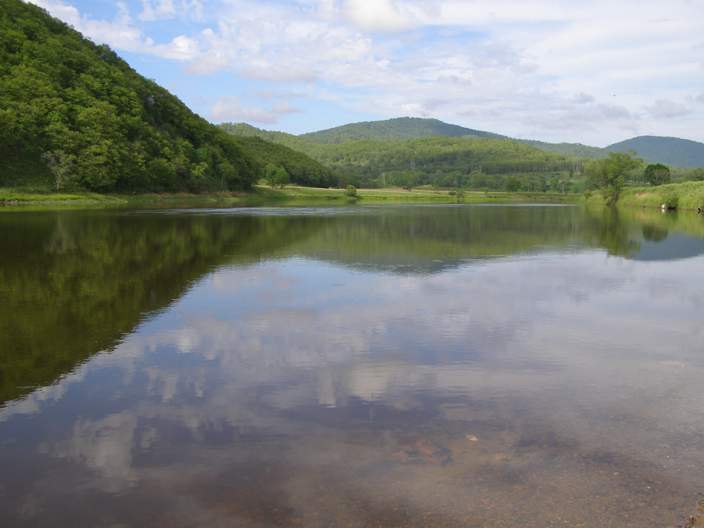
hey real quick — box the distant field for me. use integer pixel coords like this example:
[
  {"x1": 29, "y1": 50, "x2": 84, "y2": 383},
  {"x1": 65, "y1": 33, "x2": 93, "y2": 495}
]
[
  {"x1": 258, "y1": 185, "x2": 577, "y2": 204},
  {"x1": 0, "y1": 185, "x2": 578, "y2": 210}
]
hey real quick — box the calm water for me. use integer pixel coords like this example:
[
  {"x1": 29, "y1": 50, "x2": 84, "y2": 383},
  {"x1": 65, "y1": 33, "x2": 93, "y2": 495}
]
[{"x1": 1, "y1": 205, "x2": 704, "y2": 527}]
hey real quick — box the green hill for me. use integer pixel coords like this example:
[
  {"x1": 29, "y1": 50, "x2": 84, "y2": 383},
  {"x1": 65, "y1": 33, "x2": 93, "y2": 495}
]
[
  {"x1": 520, "y1": 140, "x2": 605, "y2": 159},
  {"x1": 606, "y1": 136, "x2": 704, "y2": 168},
  {"x1": 220, "y1": 121, "x2": 578, "y2": 191},
  {"x1": 230, "y1": 135, "x2": 338, "y2": 188},
  {"x1": 220, "y1": 122, "x2": 303, "y2": 148},
  {"x1": 219, "y1": 118, "x2": 704, "y2": 192},
  {"x1": 299, "y1": 117, "x2": 504, "y2": 144},
  {"x1": 295, "y1": 136, "x2": 575, "y2": 190},
  {"x1": 0, "y1": 0, "x2": 259, "y2": 192}
]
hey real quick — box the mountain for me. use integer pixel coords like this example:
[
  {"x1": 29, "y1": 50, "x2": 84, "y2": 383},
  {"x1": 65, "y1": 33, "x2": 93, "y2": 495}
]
[
  {"x1": 221, "y1": 120, "x2": 576, "y2": 191},
  {"x1": 606, "y1": 136, "x2": 704, "y2": 168},
  {"x1": 292, "y1": 117, "x2": 704, "y2": 170},
  {"x1": 299, "y1": 117, "x2": 505, "y2": 144},
  {"x1": 220, "y1": 122, "x2": 302, "y2": 148},
  {"x1": 221, "y1": 118, "x2": 704, "y2": 192},
  {"x1": 0, "y1": 0, "x2": 259, "y2": 192},
  {"x1": 519, "y1": 140, "x2": 605, "y2": 159},
  {"x1": 300, "y1": 136, "x2": 573, "y2": 189},
  {"x1": 230, "y1": 135, "x2": 338, "y2": 187},
  {"x1": 220, "y1": 123, "x2": 338, "y2": 187}
]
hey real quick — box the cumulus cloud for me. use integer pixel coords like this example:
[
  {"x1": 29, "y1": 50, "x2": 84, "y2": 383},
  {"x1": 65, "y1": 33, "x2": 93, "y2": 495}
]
[
  {"x1": 647, "y1": 98, "x2": 692, "y2": 119},
  {"x1": 138, "y1": 0, "x2": 205, "y2": 21},
  {"x1": 341, "y1": 0, "x2": 437, "y2": 32},
  {"x1": 27, "y1": 0, "x2": 704, "y2": 144},
  {"x1": 29, "y1": 0, "x2": 200, "y2": 60},
  {"x1": 572, "y1": 92, "x2": 595, "y2": 104},
  {"x1": 138, "y1": 0, "x2": 175, "y2": 21},
  {"x1": 210, "y1": 97, "x2": 300, "y2": 124}
]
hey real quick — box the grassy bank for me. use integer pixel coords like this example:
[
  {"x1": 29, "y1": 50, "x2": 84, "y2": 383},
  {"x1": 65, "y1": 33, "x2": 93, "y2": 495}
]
[
  {"x1": 0, "y1": 189, "x2": 125, "y2": 206},
  {"x1": 1, "y1": 185, "x2": 577, "y2": 210},
  {"x1": 0, "y1": 187, "x2": 282, "y2": 210},
  {"x1": 276, "y1": 186, "x2": 577, "y2": 204},
  {"x1": 585, "y1": 181, "x2": 704, "y2": 211}
]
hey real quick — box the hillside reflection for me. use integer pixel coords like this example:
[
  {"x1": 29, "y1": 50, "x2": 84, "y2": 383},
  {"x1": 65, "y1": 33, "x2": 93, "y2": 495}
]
[{"x1": 1, "y1": 205, "x2": 703, "y2": 405}]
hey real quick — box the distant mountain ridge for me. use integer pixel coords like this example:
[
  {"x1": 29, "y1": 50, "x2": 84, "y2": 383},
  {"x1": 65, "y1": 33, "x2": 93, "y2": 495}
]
[
  {"x1": 299, "y1": 117, "x2": 505, "y2": 144},
  {"x1": 222, "y1": 117, "x2": 704, "y2": 170},
  {"x1": 221, "y1": 120, "x2": 574, "y2": 191},
  {"x1": 518, "y1": 140, "x2": 605, "y2": 159},
  {"x1": 606, "y1": 136, "x2": 704, "y2": 169}
]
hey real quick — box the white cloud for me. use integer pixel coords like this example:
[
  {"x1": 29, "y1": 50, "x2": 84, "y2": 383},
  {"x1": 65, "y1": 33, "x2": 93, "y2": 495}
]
[
  {"x1": 341, "y1": 0, "x2": 436, "y2": 32},
  {"x1": 152, "y1": 34, "x2": 200, "y2": 60},
  {"x1": 139, "y1": 0, "x2": 205, "y2": 22},
  {"x1": 647, "y1": 99, "x2": 692, "y2": 119},
  {"x1": 29, "y1": 0, "x2": 199, "y2": 61},
  {"x1": 26, "y1": 0, "x2": 704, "y2": 144},
  {"x1": 139, "y1": 0, "x2": 175, "y2": 21},
  {"x1": 210, "y1": 96, "x2": 300, "y2": 124},
  {"x1": 572, "y1": 92, "x2": 595, "y2": 104}
]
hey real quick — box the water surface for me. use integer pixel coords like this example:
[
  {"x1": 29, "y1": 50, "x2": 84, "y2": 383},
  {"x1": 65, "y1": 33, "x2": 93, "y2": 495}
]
[{"x1": 1, "y1": 205, "x2": 704, "y2": 527}]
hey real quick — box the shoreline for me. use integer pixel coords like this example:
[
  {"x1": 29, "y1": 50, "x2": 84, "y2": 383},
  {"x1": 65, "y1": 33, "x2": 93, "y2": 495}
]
[
  {"x1": 585, "y1": 181, "x2": 704, "y2": 212},
  {"x1": 0, "y1": 186, "x2": 578, "y2": 211}
]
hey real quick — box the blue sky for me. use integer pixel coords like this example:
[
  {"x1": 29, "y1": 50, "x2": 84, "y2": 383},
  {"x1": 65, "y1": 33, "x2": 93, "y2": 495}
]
[{"x1": 29, "y1": 0, "x2": 704, "y2": 145}]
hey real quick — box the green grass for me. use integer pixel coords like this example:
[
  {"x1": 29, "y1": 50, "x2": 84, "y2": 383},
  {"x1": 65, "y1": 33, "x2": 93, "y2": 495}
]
[
  {"x1": 0, "y1": 188, "x2": 125, "y2": 205},
  {"x1": 0, "y1": 185, "x2": 578, "y2": 211},
  {"x1": 258, "y1": 185, "x2": 577, "y2": 204},
  {"x1": 585, "y1": 181, "x2": 704, "y2": 211}
]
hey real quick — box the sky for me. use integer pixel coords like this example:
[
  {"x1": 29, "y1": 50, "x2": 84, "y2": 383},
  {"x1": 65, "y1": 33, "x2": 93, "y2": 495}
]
[{"x1": 28, "y1": 0, "x2": 704, "y2": 146}]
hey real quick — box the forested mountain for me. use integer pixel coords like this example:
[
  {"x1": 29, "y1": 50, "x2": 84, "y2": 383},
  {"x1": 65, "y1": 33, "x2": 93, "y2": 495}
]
[
  {"x1": 303, "y1": 137, "x2": 576, "y2": 189},
  {"x1": 295, "y1": 118, "x2": 704, "y2": 171},
  {"x1": 0, "y1": 0, "x2": 259, "y2": 192},
  {"x1": 520, "y1": 140, "x2": 605, "y2": 159},
  {"x1": 220, "y1": 122, "x2": 303, "y2": 148},
  {"x1": 221, "y1": 121, "x2": 578, "y2": 190},
  {"x1": 222, "y1": 117, "x2": 704, "y2": 192},
  {"x1": 300, "y1": 117, "x2": 504, "y2": 143},
  {"x1": 606, "y1": 136, "x2": 704, "y2": 168},
  {"x1": 231, "y1": 135, "x2": 338, "y2": 187}
]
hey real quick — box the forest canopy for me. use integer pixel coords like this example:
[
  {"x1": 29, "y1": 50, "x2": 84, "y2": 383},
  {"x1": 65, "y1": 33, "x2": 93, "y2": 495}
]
[
  {"x1": 221, "y1": 122, "x2": 581, "y2": 192},
  {"x1": 0, "y1": 0, "x2": 259, "y2": 192}
]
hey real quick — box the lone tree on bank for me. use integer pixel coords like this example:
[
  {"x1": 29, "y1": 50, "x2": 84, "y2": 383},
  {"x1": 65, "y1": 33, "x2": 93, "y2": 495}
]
[
  {"x1": 41, "y1": 150, "x2": 75, "y2": 192},
  {"x1": 586, "y1": 152, "x2": 642, "y2": 206},
  {"x1": 644, "y1": 163, "x2": 671, "y2": 186},
  {"x1": 264, "y1": 164, "x2": 290, "y2": 188}
]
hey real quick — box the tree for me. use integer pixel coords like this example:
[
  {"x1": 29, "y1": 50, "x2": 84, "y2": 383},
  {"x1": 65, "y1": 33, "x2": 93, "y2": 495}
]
[
  {"x1": 41, "y1": 150, "x2": 75, "y2": 191},
  {"x1": 264, "y1": 164, "x2": 289, "y2": 188},
  {"x1": 643, "y1": 163, "x2": 671, "y2": 186},
  {"x1": 505, "y1": 176, "x2": 521, "y2": 192},
  {"x1": 0, "y1": 0, "x2": 259, "y2": 193},
  {"x1": 586, "y1": 152, "x2": 642, "y2": 206},
  {"x1": 388, "y1": 170, "x2": 418, "y2": 191},
  {"x1": 345, "y1": 185, "x2": 358, "y2": 198}
]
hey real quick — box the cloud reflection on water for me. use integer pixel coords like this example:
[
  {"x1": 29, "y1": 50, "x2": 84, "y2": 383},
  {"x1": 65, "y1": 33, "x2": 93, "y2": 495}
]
[{"x1": 2, "y1": 209, "x2": 704, "y2": 526}]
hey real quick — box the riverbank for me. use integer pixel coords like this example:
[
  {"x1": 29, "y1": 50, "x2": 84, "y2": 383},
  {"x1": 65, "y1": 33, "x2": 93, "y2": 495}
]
[
  {"x1": 585, "y1": 181, "x2": 704, "y2": 211},
  {"x1": 0, "y1": 185, "x2": 577, "y2": 210}
]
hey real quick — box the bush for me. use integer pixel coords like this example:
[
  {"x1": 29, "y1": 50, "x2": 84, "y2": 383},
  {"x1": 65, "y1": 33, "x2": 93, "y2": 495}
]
[
  {"x1": 662, "y1": 192, "x2": 679, "y2": 210},
  {"x1": 345, "y1": 185, "x2": 358, "y2": 198}
]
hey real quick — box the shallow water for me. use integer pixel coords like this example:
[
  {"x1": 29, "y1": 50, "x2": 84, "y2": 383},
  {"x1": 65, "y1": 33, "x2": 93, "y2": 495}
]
[{"x1": 1, "y1": 204, "x2": 704, "y2": 527}]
